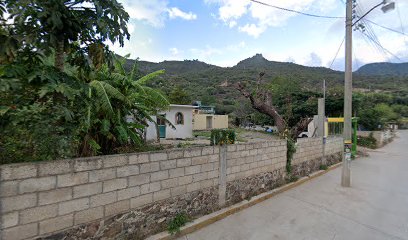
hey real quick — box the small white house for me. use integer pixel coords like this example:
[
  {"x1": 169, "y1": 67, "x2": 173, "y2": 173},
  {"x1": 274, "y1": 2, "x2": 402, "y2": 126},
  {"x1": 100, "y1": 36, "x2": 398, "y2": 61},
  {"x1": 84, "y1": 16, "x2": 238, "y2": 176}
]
[{"x1": 146, "y1": 104, "x2": 197, "y2": 141}]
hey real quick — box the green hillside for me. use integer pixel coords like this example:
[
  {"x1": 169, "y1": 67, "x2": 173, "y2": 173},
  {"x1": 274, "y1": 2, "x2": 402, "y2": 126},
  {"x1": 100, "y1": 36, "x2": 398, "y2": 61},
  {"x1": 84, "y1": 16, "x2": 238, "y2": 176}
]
[
  {"x1": 356, "y1": 62, "x2": 408, "y2": 76},
  {"x1": 125, "y1": 54, "x2": 408, "y2": 115}
]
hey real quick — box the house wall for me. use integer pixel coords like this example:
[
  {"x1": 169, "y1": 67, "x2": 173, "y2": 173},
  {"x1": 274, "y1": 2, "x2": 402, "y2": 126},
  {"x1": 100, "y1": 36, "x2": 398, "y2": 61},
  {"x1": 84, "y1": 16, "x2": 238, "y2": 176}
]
[
  {"x1": 357, "y1": 130, "x2": 393, "y2": 147},
  {"x1": 193, "y1": 114, "x2": 228, "y2": 130},
  {"x1": 0, "y1": 137, "x2": 343, "y2": 240},
  {"x1": 146, "y1": 106, "x2": 194, "y2": 141}
]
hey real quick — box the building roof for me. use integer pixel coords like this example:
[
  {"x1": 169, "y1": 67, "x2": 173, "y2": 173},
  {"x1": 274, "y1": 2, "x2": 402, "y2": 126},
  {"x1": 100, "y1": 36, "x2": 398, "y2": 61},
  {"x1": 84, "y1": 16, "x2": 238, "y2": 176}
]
[{"x1": 169, "y1": 104, "x2": 198, "y2": 108}]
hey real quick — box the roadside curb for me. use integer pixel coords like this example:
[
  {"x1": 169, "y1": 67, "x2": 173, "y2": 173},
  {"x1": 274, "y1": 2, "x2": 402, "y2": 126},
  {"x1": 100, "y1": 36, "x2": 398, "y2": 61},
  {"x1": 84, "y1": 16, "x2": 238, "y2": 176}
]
[{"x1": 147, "y1": 161, "x2": 343, "y2": 240}]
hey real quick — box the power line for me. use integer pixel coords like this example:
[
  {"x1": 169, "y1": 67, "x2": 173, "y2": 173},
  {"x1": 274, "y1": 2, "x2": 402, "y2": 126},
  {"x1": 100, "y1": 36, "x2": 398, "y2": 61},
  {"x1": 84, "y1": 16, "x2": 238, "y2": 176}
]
[
  {"x1": 361, "y1": 31, "x2": 403, "y2": 62},
  {"x1": 364, "y1": 19, "x2": 408, "y2": 36},
  {"x1": 329, "y1": 37, "x2": 345, "y2": 69},
  {"x1": 249, "y1": 0, "x2": 343, "y2": 19}
]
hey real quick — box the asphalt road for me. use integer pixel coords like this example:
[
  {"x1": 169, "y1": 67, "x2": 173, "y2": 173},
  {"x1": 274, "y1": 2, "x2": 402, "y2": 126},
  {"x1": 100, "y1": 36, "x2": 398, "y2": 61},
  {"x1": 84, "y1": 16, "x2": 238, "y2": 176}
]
[{"x1": 179, "y1": 131, "x2": 408, "y2": 240}]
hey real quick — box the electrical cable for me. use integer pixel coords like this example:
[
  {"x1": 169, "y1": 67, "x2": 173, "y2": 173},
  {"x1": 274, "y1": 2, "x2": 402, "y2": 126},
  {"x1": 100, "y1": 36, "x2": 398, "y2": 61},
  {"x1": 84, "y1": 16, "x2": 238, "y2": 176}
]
[
  {"x1": 361, "y1": 31, "x2": 403, "y2": 62},
  {"x1": 249, "y1": 0, "x2": 344, "y2": 19},
  {"x1": 329, "y1": 37, "x2": 345, "y2": 69}
]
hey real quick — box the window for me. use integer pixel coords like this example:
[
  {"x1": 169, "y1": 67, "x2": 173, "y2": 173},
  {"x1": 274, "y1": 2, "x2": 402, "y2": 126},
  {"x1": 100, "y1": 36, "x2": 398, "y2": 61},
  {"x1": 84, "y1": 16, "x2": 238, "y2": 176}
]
[{"x1": 175, "y1": 112, "x2": 184, "y2": 125}]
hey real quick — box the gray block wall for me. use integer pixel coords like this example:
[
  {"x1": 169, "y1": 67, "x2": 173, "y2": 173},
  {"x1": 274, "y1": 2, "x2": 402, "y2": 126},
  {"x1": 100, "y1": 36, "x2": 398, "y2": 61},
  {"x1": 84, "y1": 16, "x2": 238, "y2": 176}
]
[{"x1": 0, "y1": 137, "x2": 343, "y2": 240}]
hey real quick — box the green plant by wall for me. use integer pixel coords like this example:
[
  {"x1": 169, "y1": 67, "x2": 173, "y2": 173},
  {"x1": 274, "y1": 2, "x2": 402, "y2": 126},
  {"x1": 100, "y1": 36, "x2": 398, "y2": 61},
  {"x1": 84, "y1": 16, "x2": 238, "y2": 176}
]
[
  {"x1": 286, "y1": 138, "x2": 296, "y2": 173},
  {"x1": 210, "y1": 129, "x2": 236, "y2": 146},
  {"x1": 357, "y1": 132, "x2": 377, "y2": 149},
  {"x1": 167, "y1": 213, "x2": 189, "y2": 235}
]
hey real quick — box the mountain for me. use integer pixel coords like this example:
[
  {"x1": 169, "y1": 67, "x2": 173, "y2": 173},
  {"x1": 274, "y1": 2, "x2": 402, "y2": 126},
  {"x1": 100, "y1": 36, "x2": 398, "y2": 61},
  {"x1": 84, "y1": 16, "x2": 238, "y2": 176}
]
[
  {"x1": 356, "y1": 62, "x2": 408, "y2": 76},
  {"x1": 125, "y1": 54, "x2": 408, "y2": 114}
]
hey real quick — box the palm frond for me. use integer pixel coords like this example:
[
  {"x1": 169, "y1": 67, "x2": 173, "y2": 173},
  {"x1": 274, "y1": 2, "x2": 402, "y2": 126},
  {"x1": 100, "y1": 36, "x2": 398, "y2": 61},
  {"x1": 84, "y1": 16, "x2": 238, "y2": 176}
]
[{"x1": 136, "y1": 69, "x2": 165, "y2": 85}]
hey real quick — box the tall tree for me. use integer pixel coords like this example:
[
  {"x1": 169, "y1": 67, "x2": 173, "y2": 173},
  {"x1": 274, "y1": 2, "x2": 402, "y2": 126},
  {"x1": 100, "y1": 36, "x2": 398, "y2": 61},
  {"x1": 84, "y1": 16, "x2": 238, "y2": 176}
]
[
  {"x1": 168, "y1": 86, "x2": 192, "y2": 105},
  {"x1": 1, "y1": 0, "x2": 130, "y2": 71}
]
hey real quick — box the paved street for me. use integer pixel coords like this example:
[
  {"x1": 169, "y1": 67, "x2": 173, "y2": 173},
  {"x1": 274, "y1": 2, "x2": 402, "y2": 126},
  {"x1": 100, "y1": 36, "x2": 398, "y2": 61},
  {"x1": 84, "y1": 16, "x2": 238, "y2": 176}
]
[{"x1": 179, "y1": 131, "x2": 408, "y2": 240}]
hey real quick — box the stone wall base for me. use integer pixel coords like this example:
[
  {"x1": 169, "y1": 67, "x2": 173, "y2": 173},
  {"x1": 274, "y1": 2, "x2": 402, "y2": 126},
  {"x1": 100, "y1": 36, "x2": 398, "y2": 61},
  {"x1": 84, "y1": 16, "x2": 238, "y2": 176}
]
[{"x1": 291, "y1": 153, "x2": 342, "y2": 178}]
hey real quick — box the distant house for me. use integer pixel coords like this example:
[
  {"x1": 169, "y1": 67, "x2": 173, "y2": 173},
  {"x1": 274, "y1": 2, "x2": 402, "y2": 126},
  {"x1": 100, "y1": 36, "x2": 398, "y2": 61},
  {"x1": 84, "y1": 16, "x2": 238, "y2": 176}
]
[
  {"x1": 192, "y1": 101, "x2": 228, "y2": 130},
  {"x1": 145, "y1": 104, "x2": 197, "y2": 141}
]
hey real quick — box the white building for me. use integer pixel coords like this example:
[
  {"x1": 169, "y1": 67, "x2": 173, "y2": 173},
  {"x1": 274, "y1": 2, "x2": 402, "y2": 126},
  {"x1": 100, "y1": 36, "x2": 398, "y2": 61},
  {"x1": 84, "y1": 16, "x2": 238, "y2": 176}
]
[{"x1": 146, "y1": 104, "x2": 197, "y2": 141}]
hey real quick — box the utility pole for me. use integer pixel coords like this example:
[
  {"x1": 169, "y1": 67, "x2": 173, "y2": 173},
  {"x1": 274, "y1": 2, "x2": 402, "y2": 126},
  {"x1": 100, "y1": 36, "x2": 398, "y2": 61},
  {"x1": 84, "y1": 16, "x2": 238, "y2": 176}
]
[{"x1": 342, "y1": 0, "x2": 353, "y2": 187}]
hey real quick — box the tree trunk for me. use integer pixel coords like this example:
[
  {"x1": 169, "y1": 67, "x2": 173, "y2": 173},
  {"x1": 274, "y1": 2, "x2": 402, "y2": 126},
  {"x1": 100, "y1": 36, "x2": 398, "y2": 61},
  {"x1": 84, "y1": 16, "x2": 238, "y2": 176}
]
[{"x1": 55, "y1": 40, "x2": 65, "y2": 71}]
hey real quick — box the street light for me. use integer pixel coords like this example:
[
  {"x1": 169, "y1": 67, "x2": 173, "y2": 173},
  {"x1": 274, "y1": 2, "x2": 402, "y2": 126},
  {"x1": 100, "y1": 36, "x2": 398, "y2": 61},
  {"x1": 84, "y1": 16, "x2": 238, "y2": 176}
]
[{"x1": 341, "y1": 0, "x2": 395, "y2": 187}]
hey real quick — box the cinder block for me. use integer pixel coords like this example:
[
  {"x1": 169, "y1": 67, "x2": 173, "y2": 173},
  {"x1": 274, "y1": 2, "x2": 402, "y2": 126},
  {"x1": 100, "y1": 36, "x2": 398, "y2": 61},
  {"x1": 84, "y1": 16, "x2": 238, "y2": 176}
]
[
  {"x1": 140, "y1": 182, "x2": 161, "y2": 194},
  {"x1": 176, "y1": 158, "x2": 191, "y2": 167},
  {"x1": 213, "y1": 146, "x2": 220, "y2": 154},
  {"x1": 1, "y1": 164, "x2": 37, "y2": 181},
  {"x1": 208, "y1": 154, "x2": 219, "y2": 163},
  {"x1": 193, "y1": 172, "x2": 207, "y2": 182},
  {"x1": 201, "y1": 146, "x2": 214, "y2": 155},
  {"x1": 249, "y1": 149, "x2": 258, "y2": 156},
  {"x1": 39, "y1": 188, "x2": 72, "y2": 205},
  {"x1": 227, "y1": 145, "x2": 236, "y2": 152},
  {"x1": 104, "y1": 199, "x2": 130, "y2": 217},
  {"x1": 186, "y1": 182, "x2": 200, "y2": 192},
  {"x1": 153, "y1": 189, "x2": 170, "y2": 201},
  {"x1": 73, "y1": 182, "x2": 102, "y2": 198},
  {"x1": 128, "y1": 153, "x2": 149, "y2": 164},
  {"x1": 207, "y1": 170, "x2": 219, "y2": 179},
  {"x1": 1, "y1": 194, "x2": 37, "y2": 213},
  {"x1": 89, "y1": 168, "x2": 116, "y2": 182},
  {"x1": 184, "y1": 148, "x2": 202, "y2": 158},
  {"x1": 178, "y1": 175, "x2": 193, "y2": 185},
  {"x1": 160, "y1": 160, "x2": 177, "y2": 170},
  {"x1": 246, "y1": 144, "x2": 254, "y2": 150},
  {"x1": 1, "y1": 211, "x2": 18, "y2": 229},
  {"x1": 236, "y1": 144, "x2": 246, "y2": 151},
  {"x1": 150, "y1": 170, "x2": 169, "y2": 182},
  {"x1": 201, "y1": 163, "x2": 214, "y2": 172},
  {"x1": 38, "y1": 161, "x2": 71, "y2": 176},
  {"x1": 150, "y1": 152, "x2": 168, "y2": 161},
  {"x1": 169, "y1": 168, "x2": 184, "y2": 178},
  {"x1": 185, "y1": 165, "x2": 201, "y2": 175},
  {"x1": 171, "y1": 185, "x2": 187, "y2": 197},
  {"x1": 117, "y1": 186, "x2": 140, "y2": 201},
  {"x1": 74, "y1": 206, "x2": 104, "y2": 225},
  {"x1": 57, "y1": 172, "x2": 88, "y2": 187},
  {"x1": 130, "y1": 194, "x2": 152, "y2": 208},
  {"x1": 58, "y1": 197, "x2": 89, "y2": 215},
  {"x1": 117, "y1": 165, "x2": 139, "y2": 177},
  {"x1": 90, "y1": 192, "x2": 116, "y2": 208},
  {"x1": 2, "y1": 223, "x2": 38, "y2": 240},
  {"x1": 200, "y1": 179, "x2": 213, "y2": 189},
  {"x1": 19, "y1": 176, "x2": 56, "y2": 194},
  {"x1": 103, "y1": 178, "x2": 127, "y2": 193},
  {"x1": 192, "y1": 156, "x2": 208, "y2": 165},
  {"x1": 20, "y1": 204, "x2": 58, "y2": 224},
  {"x1": 39, "y1": 214, "x2": 73, "y2": 235},
  {"x1": 161, "y1": 178, "x2": 178, "y2": 189},
  {"x1": 74, "y1": 158, "x2": 102, "y2": 172},
  {"x1": 140, "y1": 162, "x2": 160, "y2": 173},
  {"x1": 0, "y1": 181, "x2": 18, "y2": 197},
  {"x1": 167, "y1": 150, "x2": 184, "y2": 159},
  {"x1": 103, "y1": 155, "x2": 128, "y2": 168},
  {"x1": 128, "y1": 174, "x2": 150, "y2": 186}
]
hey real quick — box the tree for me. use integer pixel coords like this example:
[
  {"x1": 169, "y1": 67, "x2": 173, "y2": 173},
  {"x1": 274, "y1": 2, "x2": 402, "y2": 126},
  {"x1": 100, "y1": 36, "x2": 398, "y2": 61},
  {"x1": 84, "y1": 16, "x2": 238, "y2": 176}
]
[
  {"x1": 1, "y1": 0, "x2": 130, "y2": 71},
  {"x1": 168, "y1": 86, "x2": 192, "y2": 105},
  {"x1": 236, "y1": 75, "x2": 313, "y2": 140}
]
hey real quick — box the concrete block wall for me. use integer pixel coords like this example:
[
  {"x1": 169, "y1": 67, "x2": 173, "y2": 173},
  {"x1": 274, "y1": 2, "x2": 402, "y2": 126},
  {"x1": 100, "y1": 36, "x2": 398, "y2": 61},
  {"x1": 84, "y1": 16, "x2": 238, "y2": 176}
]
[
  {"x1": 0, "y1": 138, "x2": 341, "y2": 240},
  {"x1": 226, "y1": 140, "x2": 287, "y2": 182},
  {"x1": 292, "y1": 137, "x2": 343, "y2": 165}
]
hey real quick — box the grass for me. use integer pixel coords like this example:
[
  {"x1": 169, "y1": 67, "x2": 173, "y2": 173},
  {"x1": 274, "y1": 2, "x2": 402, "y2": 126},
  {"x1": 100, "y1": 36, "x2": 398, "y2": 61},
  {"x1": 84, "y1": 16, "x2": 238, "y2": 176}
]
[{"x1": 167, "y1": 213, "x2": 189, "y2": 235}]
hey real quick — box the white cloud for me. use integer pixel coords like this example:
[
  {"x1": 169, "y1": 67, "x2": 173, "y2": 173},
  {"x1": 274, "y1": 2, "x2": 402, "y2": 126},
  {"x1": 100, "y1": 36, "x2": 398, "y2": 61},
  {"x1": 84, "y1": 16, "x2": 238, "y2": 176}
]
[
  {"x1": 238, "y1": 24, "x2": 265, "y2": 38},
  {"x1": 168, "y1": 7, "x2": 197, "y2": 20},
  {"x1": 208, "y1": 0, "x2": 338, "y2": 37},
  {"x1": 119, "y1": 0, "x2": 198, "y2": 27},
  {"x1": 169, "y1": 47, "x2": 180, "y2": 55}
]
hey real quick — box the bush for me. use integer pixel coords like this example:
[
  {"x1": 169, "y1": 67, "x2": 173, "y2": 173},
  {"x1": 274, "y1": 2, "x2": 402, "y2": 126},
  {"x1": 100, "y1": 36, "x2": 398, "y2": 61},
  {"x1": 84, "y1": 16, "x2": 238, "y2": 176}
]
[
  {"x1": 357, "y1": 133, "x2": 377, "y2": 149},
  {"x1": 167, "y1": 213, "x2": 189, "y2": 235},
  {"x1": 210, "y1": 129, "x2": 236, "y2": 146}
]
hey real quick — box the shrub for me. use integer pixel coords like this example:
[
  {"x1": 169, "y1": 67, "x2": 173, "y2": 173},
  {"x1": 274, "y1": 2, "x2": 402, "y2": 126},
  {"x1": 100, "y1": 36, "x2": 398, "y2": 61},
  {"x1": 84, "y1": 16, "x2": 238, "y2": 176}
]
[
  {"x1": 210, "y1": 129, "x2": 236, "y2": 146},
  {"x1": 357, "y1": 133, "x2": 377, "y2": 149},
  {"x1": 167, "y1": 213, "x2": 189, "y2": 235}
]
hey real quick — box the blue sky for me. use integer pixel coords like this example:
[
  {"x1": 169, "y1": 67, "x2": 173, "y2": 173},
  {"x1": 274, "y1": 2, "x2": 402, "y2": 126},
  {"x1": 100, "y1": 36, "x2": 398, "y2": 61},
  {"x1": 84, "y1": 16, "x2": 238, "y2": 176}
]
[{"x1": 109, "y1": 0, "x2": 408, "y2": 71}]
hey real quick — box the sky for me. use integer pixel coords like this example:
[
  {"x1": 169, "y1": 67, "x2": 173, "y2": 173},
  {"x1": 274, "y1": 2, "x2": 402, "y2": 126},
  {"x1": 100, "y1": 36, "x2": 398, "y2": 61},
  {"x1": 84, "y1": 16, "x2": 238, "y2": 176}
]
[{"x1": 108, "y1": 0, "x2": 408, "y2": 71}]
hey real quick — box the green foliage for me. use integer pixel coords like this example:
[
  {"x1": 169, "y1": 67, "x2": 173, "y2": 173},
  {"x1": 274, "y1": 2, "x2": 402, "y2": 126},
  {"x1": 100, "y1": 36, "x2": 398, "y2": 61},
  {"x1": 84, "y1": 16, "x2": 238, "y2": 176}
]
[
  {"x1": 357, "y1": 133, "x2": 377, "y2": 149},
  {"x1": 2, "y1": 0, "x2": 130, "y2": 69},
  {"x1": 167, "y1": 213, "x2": 189, "y2": 235},
  {"x1": 286, "y1": 138, "x2": 296, "y2": 173},
  {"x1": 319, "y1": 164, "x2": 328, "y2": 170},
  {"x1": 168, "y1": 86, "x2": 192, "y2": 105},
  {"x1": 359, "y1": 103, "x2": 398, "y2": 130},
  {"x1": 210, "y1": 129, "x2": 236, "y2": 146}
]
